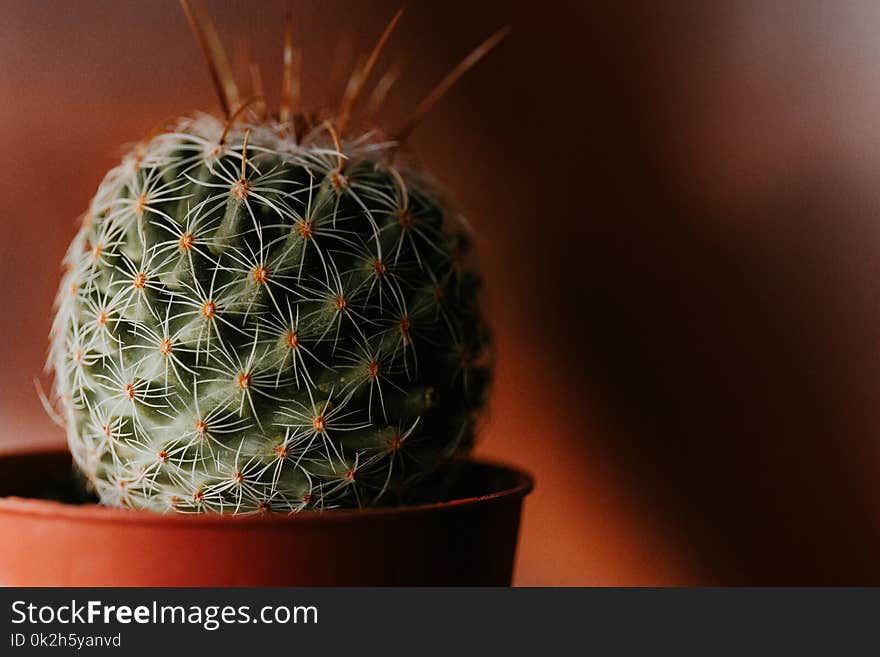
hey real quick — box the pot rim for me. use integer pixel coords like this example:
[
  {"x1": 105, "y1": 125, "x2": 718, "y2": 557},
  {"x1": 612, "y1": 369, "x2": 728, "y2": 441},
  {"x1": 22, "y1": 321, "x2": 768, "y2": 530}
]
[{"x1": 0, "y1": 446, "x2": 533, "y2": 528}]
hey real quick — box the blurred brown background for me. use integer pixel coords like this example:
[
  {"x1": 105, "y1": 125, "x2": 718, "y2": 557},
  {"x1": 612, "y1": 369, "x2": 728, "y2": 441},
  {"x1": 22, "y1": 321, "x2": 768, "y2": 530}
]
[{"x1": 4, "y1": 0, "x2": 880, "y2": 584}]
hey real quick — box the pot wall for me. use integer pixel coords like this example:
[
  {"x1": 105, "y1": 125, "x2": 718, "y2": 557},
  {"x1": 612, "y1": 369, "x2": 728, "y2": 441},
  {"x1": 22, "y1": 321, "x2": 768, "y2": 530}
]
[{"x1": 0, "y1": 450, "x2": 530, "y2": 586}]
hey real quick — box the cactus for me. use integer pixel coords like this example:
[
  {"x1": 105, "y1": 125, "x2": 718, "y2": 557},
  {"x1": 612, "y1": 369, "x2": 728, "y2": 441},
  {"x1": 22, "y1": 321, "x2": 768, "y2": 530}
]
[{"x1": 47, "y1": 6, "x2": 503, "y2": 513}]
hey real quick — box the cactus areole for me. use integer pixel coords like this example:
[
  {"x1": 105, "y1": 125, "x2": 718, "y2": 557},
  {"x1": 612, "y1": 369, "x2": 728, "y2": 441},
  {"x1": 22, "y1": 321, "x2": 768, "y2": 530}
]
[{"x1": 47, "y1": 6, "x2": 506, "y2": 514}]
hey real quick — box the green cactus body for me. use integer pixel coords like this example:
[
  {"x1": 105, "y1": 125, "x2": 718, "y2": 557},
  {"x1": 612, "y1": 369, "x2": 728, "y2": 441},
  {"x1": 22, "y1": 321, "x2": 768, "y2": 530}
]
[{"x1": 50, "y1": 114, "x2": 491, "y2": 513}]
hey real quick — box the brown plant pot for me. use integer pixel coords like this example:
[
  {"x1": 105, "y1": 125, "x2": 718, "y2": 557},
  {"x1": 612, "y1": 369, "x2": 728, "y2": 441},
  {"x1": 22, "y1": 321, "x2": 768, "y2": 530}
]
[{"x1": 0, "y1": 447, "x2": 532, "y2": 586}]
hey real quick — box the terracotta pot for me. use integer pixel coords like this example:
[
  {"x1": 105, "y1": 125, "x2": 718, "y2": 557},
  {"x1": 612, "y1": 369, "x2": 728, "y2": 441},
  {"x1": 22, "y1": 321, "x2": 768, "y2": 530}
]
[{"x1": 0, "y1": 447, "x2": 532, "y2": 586}]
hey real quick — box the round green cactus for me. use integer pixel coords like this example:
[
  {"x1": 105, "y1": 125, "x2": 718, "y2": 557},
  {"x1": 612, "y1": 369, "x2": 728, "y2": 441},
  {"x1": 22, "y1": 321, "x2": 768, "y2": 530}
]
[
  {"x1": 48, "y1": 3, "x2": 508, "y2": 513},
  {"x1": 49, "y1": 112, "x2": 492, "y2": 512}
]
